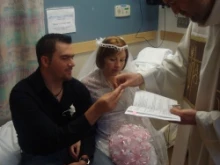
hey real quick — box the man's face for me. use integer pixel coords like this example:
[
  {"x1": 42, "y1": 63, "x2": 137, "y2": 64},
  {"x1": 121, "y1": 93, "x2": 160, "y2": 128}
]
[
  {"x1": 47, "y1": 42, "x2": 75, "y2": 81},
  {"x1": 164, "y1": 0, "x2": 213, "y2": 24}
]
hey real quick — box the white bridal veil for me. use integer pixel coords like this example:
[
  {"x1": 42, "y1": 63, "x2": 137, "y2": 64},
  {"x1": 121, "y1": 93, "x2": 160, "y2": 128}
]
[
  {"x1": 77, "y1": 38, "x2": 168, "y2": 165},
  {"x1": 77, "y1": 38, "x2": 136, "y2": 80}
]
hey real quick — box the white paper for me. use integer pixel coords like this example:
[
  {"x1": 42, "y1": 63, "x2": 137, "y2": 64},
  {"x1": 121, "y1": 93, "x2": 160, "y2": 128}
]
[
  {"x1": 125, "y1": 91, "x2": 180, "y2": 121},
  {"x1": 46, "y1": 7, "x2": 76, "y2": 34}
]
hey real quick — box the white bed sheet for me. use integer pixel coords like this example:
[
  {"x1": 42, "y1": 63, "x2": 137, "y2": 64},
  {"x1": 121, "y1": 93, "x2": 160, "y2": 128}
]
[
  {"x1": 0, "y1": 121, "x2": 20, "y2": 165},
  {"x1": 133, "y1": 47, "x2": 178, "y2": 147},
  {"x1": 0, "y1": 47, "x2": 176, "y2": 165}
]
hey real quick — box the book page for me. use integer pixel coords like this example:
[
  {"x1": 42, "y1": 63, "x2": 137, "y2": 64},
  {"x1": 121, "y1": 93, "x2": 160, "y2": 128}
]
[{"x1": 125, "y1": 91, "x2": 180, "y2": 121}]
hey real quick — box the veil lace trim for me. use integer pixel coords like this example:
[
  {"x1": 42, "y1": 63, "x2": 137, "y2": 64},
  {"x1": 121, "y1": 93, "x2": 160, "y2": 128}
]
[{"x1": 96, "y1": 38, "x2": 128, "y2": 51}]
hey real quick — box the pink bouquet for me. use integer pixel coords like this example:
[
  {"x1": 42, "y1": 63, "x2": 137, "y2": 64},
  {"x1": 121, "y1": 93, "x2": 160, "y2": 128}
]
[{"x1": 109, "y1": 124, "x2": 157, "y2": 165}]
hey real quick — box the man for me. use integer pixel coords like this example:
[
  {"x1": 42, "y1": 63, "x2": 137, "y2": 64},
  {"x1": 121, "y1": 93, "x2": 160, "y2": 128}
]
[
  {"x1": 116, "y1": 0, "x2": 220, "y2": 164},
  {"x1": 10, "y1": 34, "x2": 123, "y2": 165}
]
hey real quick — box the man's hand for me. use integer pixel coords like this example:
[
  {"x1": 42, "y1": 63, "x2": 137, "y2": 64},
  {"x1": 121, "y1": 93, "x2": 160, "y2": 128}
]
[
  {"x1": 69, "y1": 141, "x2": 81, "y2": 160},
  {"x1": 68, "y1": 161, "x2": 86, "y2": 165},
  {"x1": 115, "y1": 73, "x2": 144, "y2": 88},
  {"x1": 85, "y1": 85, "x2": 124, "y2": 125},
  {"x1": 95, "y1": 85, "x2": 124, "y2": 113},
  {"x1": 170, "y1": 108, "x2": 197, "y2": 125},
  {"x1": 68, "y1": 155, "x2": 89, "y2": 165}
]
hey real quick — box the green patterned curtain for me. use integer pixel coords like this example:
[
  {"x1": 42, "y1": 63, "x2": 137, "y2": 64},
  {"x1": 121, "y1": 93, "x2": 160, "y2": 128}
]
[{"x1": 0, "y1": 0, "x2": 45, "y2": 125}]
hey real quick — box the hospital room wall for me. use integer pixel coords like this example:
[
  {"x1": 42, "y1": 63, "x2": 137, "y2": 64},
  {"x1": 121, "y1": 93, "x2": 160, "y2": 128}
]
[
  {"x1": 157, "y1": 7, "x2": 187, "y2": 52},
  {"x1": 72, "y1": 7, "x2": 187, "y2": 77},
  {"x1": 72, "y1": 41, "x2": 157, "y2": 77}
]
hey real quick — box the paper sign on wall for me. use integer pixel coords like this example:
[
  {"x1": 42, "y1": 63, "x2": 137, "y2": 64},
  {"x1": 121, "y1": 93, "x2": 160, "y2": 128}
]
[{"x1": 46, "y1": 7, "x2": 76, "y2": 34}]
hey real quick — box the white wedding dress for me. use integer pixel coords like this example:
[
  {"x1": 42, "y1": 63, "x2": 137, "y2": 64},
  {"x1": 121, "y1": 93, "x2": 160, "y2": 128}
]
[{"x1": 82, "y1": 69, "x2": 168, "y2": 165}]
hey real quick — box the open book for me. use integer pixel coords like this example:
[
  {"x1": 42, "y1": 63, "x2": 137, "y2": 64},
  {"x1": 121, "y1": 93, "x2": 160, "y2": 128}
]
[{"x1": 125, "y1": 91, "x2": 180, "y2": 121}]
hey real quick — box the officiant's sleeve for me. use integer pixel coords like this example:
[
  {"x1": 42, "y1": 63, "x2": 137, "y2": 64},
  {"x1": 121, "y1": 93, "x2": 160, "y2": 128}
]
[
  {"x1": 196, "y1": 111, "x2": 220, "y2": 164},
  {"x1": 138, "y1": 23, "x2": 193, "y2": 100}
]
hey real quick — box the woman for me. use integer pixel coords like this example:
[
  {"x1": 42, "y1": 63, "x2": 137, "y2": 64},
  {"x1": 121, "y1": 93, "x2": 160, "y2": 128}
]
[{"x1": 79, "y1": 36, "x2": 168, "y2": 165}]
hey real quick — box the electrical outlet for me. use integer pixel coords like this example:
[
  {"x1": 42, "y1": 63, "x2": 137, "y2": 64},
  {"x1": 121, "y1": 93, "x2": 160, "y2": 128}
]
[
  {"x1": 177, "y1": 17, "x2": 189, "y2": 28},
  {"x1": 115, "y1": 4, "x2": 130, "y2": 17}
]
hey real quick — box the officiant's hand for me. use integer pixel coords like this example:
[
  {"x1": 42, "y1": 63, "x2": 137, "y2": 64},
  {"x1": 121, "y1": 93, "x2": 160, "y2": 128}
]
[
  {"x1": 115, "y1": 73, "x2": 144, "y2": 88},
  {"x1": 170, "y1": 108, "x2": 197, "y2": 125}
]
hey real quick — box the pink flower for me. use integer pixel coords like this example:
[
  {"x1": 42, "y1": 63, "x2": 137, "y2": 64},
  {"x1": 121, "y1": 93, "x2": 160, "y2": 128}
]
[{"x1": 109, "y1": 124, "x2": 157, "y2": 165}]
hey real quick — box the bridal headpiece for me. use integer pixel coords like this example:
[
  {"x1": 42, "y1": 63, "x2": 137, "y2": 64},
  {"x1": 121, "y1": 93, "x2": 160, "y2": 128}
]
[{"x1": 96, "y1": 37, "x2": 128, "y2": 51}]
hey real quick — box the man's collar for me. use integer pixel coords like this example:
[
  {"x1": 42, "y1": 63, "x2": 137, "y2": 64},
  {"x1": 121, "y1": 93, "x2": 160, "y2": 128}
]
[{"x1": 28, "y1": 67, "x2": 46, "y2": 94}]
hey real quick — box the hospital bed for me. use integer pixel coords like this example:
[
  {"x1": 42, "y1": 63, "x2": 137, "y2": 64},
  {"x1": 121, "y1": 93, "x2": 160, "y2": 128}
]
[
  {"x1": 133, "y1": 47, "x2": 178, "y2": 148},
  {"x1": 0, "y1": 47, "x2": 177, "y2": 165},
  {"x1": 0, "y1": 121, "x2": 20, "y2": 165}
]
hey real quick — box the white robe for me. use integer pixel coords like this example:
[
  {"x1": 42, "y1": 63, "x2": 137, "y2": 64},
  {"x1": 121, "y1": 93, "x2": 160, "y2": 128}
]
[{"x1": 139, "y1": 1, "x2": 220, "y2": 164}]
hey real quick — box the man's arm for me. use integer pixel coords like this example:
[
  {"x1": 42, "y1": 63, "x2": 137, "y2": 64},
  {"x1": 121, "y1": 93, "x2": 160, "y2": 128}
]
[
  {"x1": 69, "y1": 128, "x2": 95, "y2": 162},
  {"x1": 10, "y1": 89, "x2": 92, "y2": 154},
  {"x1": 10, "y1": 85, "x2": 123, "y2": 155},
  {"x1": 79, "y1": 126, "x2": 96, "y2": 161},
  {"x1": 139, "y1": 23, "x2": 191, "y2": 99},
  {"x1": 117, "y1": 23, "x2": 193, "y2": 100},
  {"x1": 70, "y1": 85, "x2": 96, "y2": 162}
]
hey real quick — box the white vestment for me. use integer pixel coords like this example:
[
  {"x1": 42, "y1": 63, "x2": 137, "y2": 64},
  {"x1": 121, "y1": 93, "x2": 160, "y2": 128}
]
[
  {"x1": 139, "y1": 1, "x2": 220, "y2": 164},
  {"x1": 82, "y1": 69, "x2": 168, "y2": 165}
]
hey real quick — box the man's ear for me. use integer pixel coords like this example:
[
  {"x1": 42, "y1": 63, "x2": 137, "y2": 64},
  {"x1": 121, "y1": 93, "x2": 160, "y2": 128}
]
[{"x1": 41, "y1": 56, "x2": 50, "y2": 67}]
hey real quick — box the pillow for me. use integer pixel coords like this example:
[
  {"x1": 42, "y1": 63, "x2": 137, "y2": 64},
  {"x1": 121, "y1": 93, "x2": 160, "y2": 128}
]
[{"x1": 0, "y1": 121, "x2": 21, "y2": 165}]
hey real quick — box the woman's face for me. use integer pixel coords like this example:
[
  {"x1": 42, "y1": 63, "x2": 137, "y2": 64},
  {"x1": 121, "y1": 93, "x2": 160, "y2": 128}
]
[{"x1": 102, "y1": 50, "x2": 126, "y2": 77}]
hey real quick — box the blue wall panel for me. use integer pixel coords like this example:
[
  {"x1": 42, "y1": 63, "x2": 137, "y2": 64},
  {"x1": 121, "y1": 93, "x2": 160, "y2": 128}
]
[{"x1": 44, "y1": 0, "x2": 158, "y2": 42}]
